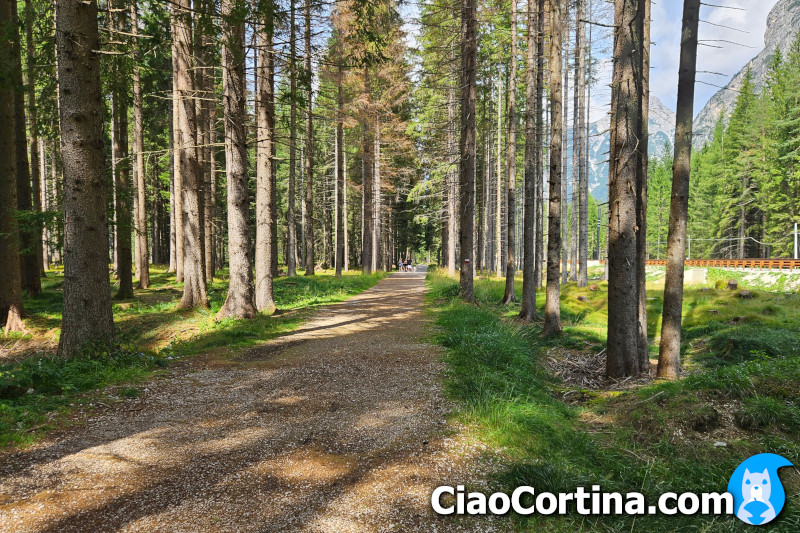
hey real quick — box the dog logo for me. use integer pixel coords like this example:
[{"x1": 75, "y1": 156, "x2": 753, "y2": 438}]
[{"x1": 728, "y1": 453, "x2": 792, "y2": 525}]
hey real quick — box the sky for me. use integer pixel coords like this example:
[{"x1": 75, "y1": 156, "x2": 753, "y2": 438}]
[{"x1": 650, "y1": 0, "x2": 780, "y2": 116}]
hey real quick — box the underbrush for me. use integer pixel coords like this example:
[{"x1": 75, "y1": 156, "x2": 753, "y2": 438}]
[
  {"x1": 0, "y1": 267, "x2": 387, "y2": 448},
  {"x1": 427, "y1": 269, "x2": 800, "y2": 531}
]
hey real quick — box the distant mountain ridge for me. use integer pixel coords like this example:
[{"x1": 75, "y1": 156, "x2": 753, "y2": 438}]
[{"x1": 692, "y1": 0, "x2": 800, "y2": 148}]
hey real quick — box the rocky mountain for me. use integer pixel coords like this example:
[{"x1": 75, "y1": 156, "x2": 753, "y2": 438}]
[
  {"x1": 692, "y1": 0, "x2": 800, "y2": 148},
  {"x1": 585, "y1": 96, "x2": 676, "y2": 202}
]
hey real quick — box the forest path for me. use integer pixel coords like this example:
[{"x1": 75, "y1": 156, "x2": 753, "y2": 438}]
[{"x1": 0, "y1": 271, "x2": 499, "y2": 532}]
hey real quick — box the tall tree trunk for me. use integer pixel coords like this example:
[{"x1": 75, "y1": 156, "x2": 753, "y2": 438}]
[
  {"x1": 303, "y1": 0, "x2": 315, "y2": 275},
  {"x1": 217, "y1": 0, "x2": 256, "y2": 319},
  {"x1": 658, "y1": 0, "x2": 700, "y2": 379},
  {"x1": 287, "y1": 0, "x2": 298, "y2": 276},
  {"x1": 447, "y1": 76, "x2": 458, "y2": 275},
  {"x1": 54, "y1": 0, "x2": 114, "y2": 354},
  {"x1": 636, "y1": 0, "x2": 651, "y2": 369},
  {"x1": 198, "y1": 1, "x2": 214, "y2": 283},
  {"x1": 606, "y1": 0, "x2": 645, "y2": 377},
  {"x1": 39, "y1": 138, "x2": 50, "y2": 270},
  {"x1": 495, "y1": 76, "x2": 503, "y2": 278},
  {"x1": 544, "y1": 0, "x2": 564, "y2": 336},
  {"x1": 520, "y1": 0, "x2": 539, "y2": 321},
  {"x1": 502, "y1": 0, "x2": 519, "y2": 304},
  {"x1": 109, "y1": 0, "x2": 133, "y2": 300},
  {"x1": 174, "y1": 0, "x2": 208, "y2": 309},
  {"x1": 459, "y1": 0, "x2": 477, "y2": 301},
  {"x1": 577, "y1": 0, "x2": 588, "y2": 287},
  {"x1": 343, "y1": 148, "x2": 349, "y2": 271},
  {"x1": 335, "y1": 100, "x2": 344, "y2": 277},
  {"x1": 373, "y1": 117, "x2": 381, "y2": 270},
  {"x1": 361, "y1": 66, "x2": 374, "y2": 274},
  {"x1": 25, "y1": 0, "x2": 44, "y2": 278},
  {"x1": 255, "y1": 1, "x2": 277, "y2": 314},
  {"x1": 569, "y1": 3, "x2": 579, "y2": 283},
  {"x1": 561, "y1": 4, "x2": 570, "y2": 285},
  {"x1": 1, "y1": 0, "x2": 25, "y2": 332},
  {"x1": 131, "y1": 0, "x2": 150, "y2": 289},
  {"x1": 534, "y1": 0, "x2": 545, "y2": 290},
  {"x1": 170, "y1": 8, "x2": 184, "y2": 281}
]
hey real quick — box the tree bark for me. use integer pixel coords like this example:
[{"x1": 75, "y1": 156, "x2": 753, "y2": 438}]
[
  {"x1": 636, "y1": 0, "x2": 651, "y2": 369},
  {"x1": 520, "y1": 0, "x2": 539, "y2": 321},
  {"x1": 174, "y1": 0, "x2": 208, "y2": 309},
  {"x1": 561, "y1": 4, "x2": 570, "y2": 285},
  {"x1": 606, "y1": 0, "x2": 645, "y2": 377},
  {"x1": 217, "y1": 0, "x2": 256, "y2": 319},
  {"x1": 361, "y1": 66, "x2": 374, "y2": 274},
  {"x1": 335, "y1": 60, "x2": 345, "y2": 277},
  {"x1": 25, "y1": 0, "x2": 45, "y2": 279},
  {"x1": 255, "y1": 0, "x2": 277, "y2": 314},
  {"x1": 131, "y1": 1, "x2": 150, "y2": 289},
  {"x1": 54, "y1": 0, "x2": 114, "y2": 354},
  {"x1": 459, "y1": 0, "x2": 477, "y2": 302},
  {"x1": 287, "y1": 0, "x2": 298, "y2": 277},
  {"x1": 303, "y1": 0, "x2": 315, "y2": 275},
  {"x1": 502, "y1": 0, "x2": 519, "y2": 304},
  {"x1": 544, "y1": 0, "x2": 564, "y2": 336},
  {"x1": 658, "y1": 0, "x2": 700, "y2": 379},
  {"x1": 447, "y1": 74, "x2": 458, "y2": 275},
  {"x1": 1, "y1": 0, "x2": 25, "y2": 332},
  {"x1": 534, "y1": 0, "x2": 545, "y2": 290},
  {"x1": 170, "y1": 7, "x2": 184, "y2": 281},
  {"x1": 577, "y1": 0, "x2": 588, "y2": 287},
  {"x1": 495, "y1": 75, "x2": 503, "y2": 278}
]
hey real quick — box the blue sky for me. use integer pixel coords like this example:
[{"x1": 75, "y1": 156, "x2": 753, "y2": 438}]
[{"x1": 650, "y1": 0, "x2": 779, "y2": 116}]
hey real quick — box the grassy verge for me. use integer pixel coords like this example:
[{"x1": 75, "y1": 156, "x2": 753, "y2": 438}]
[
  {"x1": 427, "y1": 269, "x2": 800, "y2": 531},
  {"x1": 0, "y1": 267, "x2": 387, "y2": 448}
]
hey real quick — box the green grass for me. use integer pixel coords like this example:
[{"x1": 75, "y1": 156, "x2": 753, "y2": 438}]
[
  {"x1": 427, "y1": 269, "x2": 800, "y2": 531},
  {"x1": 0, "y1": 266, "x2": 387, "y2": 448}
]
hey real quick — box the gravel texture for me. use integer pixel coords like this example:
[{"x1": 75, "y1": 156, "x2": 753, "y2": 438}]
[{"x1": 0, "y1": 271, "x2": 502, "y2": 532}]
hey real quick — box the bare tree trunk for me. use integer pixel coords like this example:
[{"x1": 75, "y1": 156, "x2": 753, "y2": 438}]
[
  {"x1": 25, "y1": 0, "x2": 44, "y2": 278},
  {"x1": 561, "y1": 4, "x2": 570, "y2": 285},
  {"x1": 334, "y1": 61, "x2": 345, "y2": 277},
  {"x1": 109, "y1": 0, "x2": 133, "y2": 300},
  {"x1": 534, "y1": 0, "x2": 545, "y2": 290},
  {"x1": 577, "y1": 0, "x2": 588, "y2": 287},
  {"x1": 495, "y1": 76, "x2": 503, "y2": 278},
  {"x1": 198, "y1": 1, "x2": 214, "y2": 283},
  {"x1": 569, "y1": 3, "x2": 579, "y2": 283},
  {"x1": 343, "y1": 148, "x2": 349, "y2": 272},
  {"x1": 1, "y1": 0, "x2": 25, "y2": 332},
  {"x1": 287, "y1": 0, "x2": 298, "y2": 276},
  {"x1": 459, "y1": 0, "x2": 477, "y2": 301},
  {"x1": 373, "y1": 117, "x2": 381, "y2": 270},
  {"x1": 174, "y1": 0, "x2": 208, "y2": 309},
  {"x1": 502, "y1": 0, "x2": 519, "y2": 304},
  {"x1": 170, "y1": 7, "x2": 184, "y2": 281},
  {"x1": 447, "y1": 78, "x2": 458, "y2": 275},
  {"x1": 361, "y1": 66, "x2": 374, "y2": 274},
  {"x1": 54, "y1": 0, "x2": 114, "y2": 353},
  {"x1": 606, "y1": 0, "x2": 644, "y2": 377},
  {"x1": 217, "y1": 0, "x2": 256, "y2": 319},
  {"x1": 39, "y1": 138, "x2": 50, "y2": 269},
  {"x1": 303, "y1": 0, "x2": 315, "y2": 275},
  {"x1": 658, "y1": 0, "x2": 700, "y2": 379},
  {"x1": 544, "y1": 0, "x2": 564, "y2": 336},
  {"x1": 255, "y1": 2, "x2": 276, "y2": 314},
  {"x1": 130, "y1": 1, "x2": 150, "y2": 289},
  {"x1": 520, "y1": 0, "x2": 539, "y2": 321},
  {"x1": 636, "y1": 0, "x2": 651, "y2": 369}
]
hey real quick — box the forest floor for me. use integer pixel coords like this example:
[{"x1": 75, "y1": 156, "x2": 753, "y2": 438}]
[{"x1": 0, "y1": 270, "x2": 502, "y2": 532}]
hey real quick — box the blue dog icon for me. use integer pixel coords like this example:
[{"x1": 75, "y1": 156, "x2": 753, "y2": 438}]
[{"x1": 728, "y1": 453, "x2": 793, "y2": 526}]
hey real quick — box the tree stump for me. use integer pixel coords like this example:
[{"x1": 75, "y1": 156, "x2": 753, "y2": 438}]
[
  {"x1": 726, "y1": 279, "x2": 738, "y2": 291},
  {"x1": 738, "y1": 290, "x2": 753, "y2": 299}
]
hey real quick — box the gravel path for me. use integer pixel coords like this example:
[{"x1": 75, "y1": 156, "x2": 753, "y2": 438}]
[{"x1": 0, "y1": 271, "x2": 502, "y2": 532}]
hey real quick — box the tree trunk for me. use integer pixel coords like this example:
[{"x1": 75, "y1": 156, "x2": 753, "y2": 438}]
[
  {"x1": 25, "y1": 0, "x2": 44, "y2": 278},
  {"x1": 170, "y1": 7, "x2": 184, "y2": 281},
  {"x1": 303, "y1": 0, "x2": 315, "y2": 275},
  {"x1": 495, "y1": 76, "x2": 503, "y2": 278},
  {"x1": 361, "y1": 66, "x2": 374, "y2": 274},
  {"x1": 131, "y1": 1, "x2": 150, "y2": 289},
  {"x1": 561, "y1": 4, "x2": 570, "y2": 285},
  {"x1": 217, "y1": 0, "x2": 256, "y2": 319},
  {"x1": 174, "y1": 0, "x2": 208, "y2": 309},
  {"x1": 198, "y1": 1, "x2": 214, "y2": 283},
  {"x1": 459, "y1": 0, "x2": 477, "y2": 302},
  {"x1": 606, "y1": 0, "x2": 645, "y2": 377},
  {"x1": 636, "y1": 0, "x2": 651, "y2": 370},
  {"x1": 534, "y1": 0, "x2": 545, "y2": 290},
  {"x1": 543, "y1": 0, "x2": 564, "y2": 336},
  {"x1": 520, "y1": 0, "x2": 539, "y2": 321},
  {"x1": 343, "y1": 148, "x2": 349, "y2": 272},
  {"x1": 577, "y1": 0, "x2": 588, "y2": 287},
  {"x1": 502, "y1": 0, "x2": 519, "y2": 304},
  {"x1": 447, "y1": 77, "x2": 458, "y2": 275},
  {"x1": 335, "y1": 60, "x2": 345, "y2": 277},
  {"x1": 287, "y1": 0, "x2": 298, "y2": 277},
  {"x1": 1, "y1": 0, "x2": 25, "y2": 332},
  {"x1": 255, "y1": 2, "x2": 277, "y2": 314},
  {"x1": 54, "y1": 0, "x2": 114, "y2": 354},
  {"x1": 658, "y1": 0, "x2": 700, "y2": 379}
]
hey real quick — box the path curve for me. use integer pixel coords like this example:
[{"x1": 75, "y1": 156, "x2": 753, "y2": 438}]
[{"x1": 0, "y1": 272, "x2": 499, "y2": 532}]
